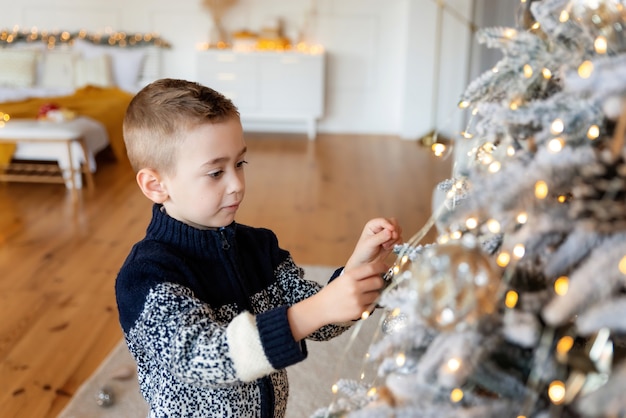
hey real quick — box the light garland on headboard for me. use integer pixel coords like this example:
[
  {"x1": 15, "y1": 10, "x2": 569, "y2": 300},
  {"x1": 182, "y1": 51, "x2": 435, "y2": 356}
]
[{"x1": 0, "y1": 27, "x2": 171, "y2": 48}]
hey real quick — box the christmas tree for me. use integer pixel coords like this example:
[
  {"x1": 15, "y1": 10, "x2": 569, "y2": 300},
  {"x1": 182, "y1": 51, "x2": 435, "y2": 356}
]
[{"x1": 313, "y1": 0, "x2": 626, "y2": 417}]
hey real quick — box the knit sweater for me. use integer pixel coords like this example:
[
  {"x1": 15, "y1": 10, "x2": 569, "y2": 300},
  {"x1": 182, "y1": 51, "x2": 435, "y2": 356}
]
[{"x1": 115, "y1": 204, "x2": 350, "y2": 417}]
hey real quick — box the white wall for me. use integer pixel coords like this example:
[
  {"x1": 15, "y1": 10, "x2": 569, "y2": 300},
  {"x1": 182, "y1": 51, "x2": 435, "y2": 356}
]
[{"x1": 0, "y1": 0, "x2": 486, "y2": 139}]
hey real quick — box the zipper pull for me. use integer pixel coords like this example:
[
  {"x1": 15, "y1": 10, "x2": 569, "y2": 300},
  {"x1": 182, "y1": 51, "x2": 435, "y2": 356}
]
[{"x1": 219, "y1": 229, "x2": 231, "y2": 250}]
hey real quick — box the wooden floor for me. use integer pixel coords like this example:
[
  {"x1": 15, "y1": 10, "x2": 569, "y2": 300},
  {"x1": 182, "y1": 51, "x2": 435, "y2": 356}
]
[{"x1": 0, "y1": 132, "x2": 452, "y2": 417}]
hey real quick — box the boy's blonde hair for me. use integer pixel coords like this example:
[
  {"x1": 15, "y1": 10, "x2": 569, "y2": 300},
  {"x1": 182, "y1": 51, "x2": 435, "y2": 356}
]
[{"x1": 123, "y1": 78, "x2": 240, "y2": 174}]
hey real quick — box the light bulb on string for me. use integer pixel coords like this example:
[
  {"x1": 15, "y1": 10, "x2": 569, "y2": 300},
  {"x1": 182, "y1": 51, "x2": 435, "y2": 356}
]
[
  {"x1": 594, "y1": 36, "x2": 608, "y2": 54},
  {"x1": 587, "y1": 124, "x2": 600, "y2": 139}
]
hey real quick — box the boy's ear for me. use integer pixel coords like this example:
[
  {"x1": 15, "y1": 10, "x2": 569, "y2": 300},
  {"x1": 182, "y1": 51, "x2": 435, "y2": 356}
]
[{"x1": 136, "y1": 168, "x2": 168, "y2": 203}]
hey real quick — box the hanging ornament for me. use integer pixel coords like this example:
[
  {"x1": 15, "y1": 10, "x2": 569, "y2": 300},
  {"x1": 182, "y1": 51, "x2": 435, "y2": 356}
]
[{"x1": 398, "y1": 241, "x2": 501, "y2": 331}]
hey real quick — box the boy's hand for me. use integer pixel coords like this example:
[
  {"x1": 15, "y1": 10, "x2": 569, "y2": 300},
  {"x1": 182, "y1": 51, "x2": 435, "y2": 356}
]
[
  {"x1": 318, "y1": 262, "x2": 387, "y2": 323},
  {"x1": 344, "y1": 218, "x2": 403, "y2": 272},
  {"x1": 287, "y1": 262, "x2": 387, "y2": 341}
]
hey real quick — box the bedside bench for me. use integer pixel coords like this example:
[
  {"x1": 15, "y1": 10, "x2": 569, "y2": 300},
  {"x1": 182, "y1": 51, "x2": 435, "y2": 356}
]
[{"x1": 0, "y1": 117, "x2": 109, "y2": 201}]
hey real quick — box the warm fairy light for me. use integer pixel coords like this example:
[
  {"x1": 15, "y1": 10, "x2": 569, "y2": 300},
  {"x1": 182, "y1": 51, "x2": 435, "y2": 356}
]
[
  {"x1": 396, "y1": 352, "x2": 406, "y2": 367},
  {"x1": 542, "y1": 68, "x2": 553, "y2": 79},
  {"x1": 510, "y1": 100, "x2": 520, "y2": 110},
  {"x1": 523, "y1": 64, "x2": 533, "y2": 78},
  {"x1": 450, "y1": 230, "x2": 463, "y2": 240},
  {"x1": 550, "y1": 119, "x2": 564, "y2": 134},
  {"x1": 618, "y1": 255, "x2": 626, "y2": 274},
  {"x1": 459, "y1": 100, "x2": 470, "y2": 109},
  {"x1": 521, "y1": 0, "x2": 527, "y2": 3},
  {"x1": 465, "y1": 217, "x2": 478, "y2": 229},
  {"x1": 487, "y1": 219, "x2": 501, "y2": 233},
  {"x1": 489, "y1": 161, "x2": 501, "y2": 173},
  {"x1": 361, "y1": 311, "x2": 370, "y2": 320},
  {"x1": 556, "y1": 335, "x2": 575, "y2": 355},
  {"x1": 472, "y1": 108, "x2": 479, "y2": 116},
  {"x1": 535, "y1": 180, "x2": 549, "y2": 199},
  {"x1": 548, "y1": 137, "x2": 565, "y2": 152},
  {"x1": 497, "y1": 252, "x2": 511, "y2": 267},
  {"x1": 594, "y1": 36, "x2": 608, "y2": 54},
  {"x1": 505, "y1": 290, "x2": 519, "y2": 308},
  {"x1": 513, "y1": 244, "x2": 526, "y2": 259},
  {"x1": 548, "y1": 380, "x2": 566, "y2": 404},
  {"x1": 481, "y1": 153, "x2": 494, "y2": 165},
  {"x1": 492, "y1": 66, "x2": 499, "y2": 73},
  {"x1": 559, "y1": 10, "x2": 570, "y2": 22},
  {"x1": 461, "y1": 131, "x2": 473, "y2": 139},
  {"x1": 391, "y1": 307, "x2": 401, "y2": 317},
  {"x1": 554, "y1": 276, "x2": 569, "y2": 295},
  {"x1": 517, "y1": 212, "x2": 528, "y2": 224},
  {"x1": 557, "y1": 195, "x2": 567, "y2": 203},
  {"x1": 587, "y1": 125, "x2": 600, "y2": 139},
  {"x1": 578, "y1": 60, "x2": 594, "y2": 78},
  {"x1": 450, "y1": 388, "x2": 464, "y2": 403},
  {"x1": 432, "y1": 142, "x2": 447, "y2": 157},
  {"x1": 504, "y1": 28, "x2": 518, "y2": 38},
  {"x1": 0, "y1": 112, "x2": 9, "y2": 122},
  {"x1": 507, "y1": 146, "x2": 516, "y2": 156},
  {"x1": 447, "y1": 358, "x2": 462, "y2": 372},
  {"x1": 531, "y1": 22, "x2": 541, "y2": 30},
  {"x1": 331, "y1": 383, "x2": 339, "y2": 394},
  {"x1": 367, "y1": 387, "x2": 377, "y2": 397}
]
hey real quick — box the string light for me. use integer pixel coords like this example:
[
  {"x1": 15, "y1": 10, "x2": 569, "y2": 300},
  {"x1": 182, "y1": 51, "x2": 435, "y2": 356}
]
[
  {"x1": 516, "y1": 212, "x2": 528, "y2": 224},
  {"x1": 396, "y1": 352, "x2": 406, "y2": 367},
  {"x1": 497, "y1": 252, "x2": 511, "y2": 267},
  {"x1": 548, "y1": 137, "x2": 565, "y2": 152},
  {"x1": 505, "y1": 290, "x2": 519, "y2": 308},
  {"x1": 550, "y1": 119, "x2": 564, "y2": 134},
  {"x1": 486, "y1": 219, "x2": 501, "y2": 233},
  {"x1": 554, "y1": 276, "x2": 569, "y2": 295},
  {"x1": 447, "y1": 358, "x2": 462, "y2": 372},
  {"x1": 331, "y1": 383, "x2": 339, "y2": 394},
  {"x1": 507, "y1": 146, "x2": 516, "y2": 156},
  {"x1": 559, "y1": 10, "x2": 570, "y2": 22},
  {"x1": 465, "y1": 217, "x2": 478, "y2": 229},
  {"x1": 548, "y1": 380, "x2": 566, "y2": 404},
  {"x1": 0, "y1": 27, "x2": 170, "y2": 48},
  {"x1": 513, "y1": 244, "x2": 526, "y2": 258},
  {"x1": 578, "y1": 60, "x2": 594, "y2": 78},
  {"x1": 488, "y1": 161, "x2": 501, "y2": 173},
  {"x1": 557, "y1": 194, "x2": 567, "y2": 203},
  {"x1": 523, "y1": 64, "x2": 534, "y2": 78},
  {"x1": 587, "y1": 125, "x2": 600, "y2": 139},
  {"x1": 594, "y1": 36, "x2": 608, "y2": 54},
  {"x1": 432, "y1": 142, "x2": 447, "y2": 157},
  {"x1": 458, "y1": 100, "x2": 470, "y2": 109},
  {"x1": 556, "y1": 335, "x2": 574, "y2": 355},
  {"x1": 450, "y1": 388, "x2": 464, "y2": 403},
  {"x1": 542, "y1": 68, "x2": 553, "y2": 79},
  {"x1": 535, "y1": 180, "x2": 549, "y2": 199}
]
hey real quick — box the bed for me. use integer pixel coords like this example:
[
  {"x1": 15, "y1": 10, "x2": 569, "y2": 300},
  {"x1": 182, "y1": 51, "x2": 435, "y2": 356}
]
[{"x1": 0, "y1": 31, "x2": 168, "y2": 189}]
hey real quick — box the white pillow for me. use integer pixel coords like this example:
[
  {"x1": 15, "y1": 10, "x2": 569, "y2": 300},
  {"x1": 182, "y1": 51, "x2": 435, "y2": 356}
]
[
  {"x1": 75, "y1": 54, "x2": 114, "y2": 88},
  {"x1": 73, "y1": 38, "x2": 146, "y2": 92},
  {"x1": 0, "y1": 49, "x2": 39, "y2": 87},
  {"x1": 40, "y1": 50, "x2": 77, "y2": 88}
]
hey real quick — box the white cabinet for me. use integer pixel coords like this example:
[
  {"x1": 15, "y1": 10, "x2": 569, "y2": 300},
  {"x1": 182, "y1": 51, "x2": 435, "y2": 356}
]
[{"x1": 196, "y1": 50, "x2": 325, "y2": 139}]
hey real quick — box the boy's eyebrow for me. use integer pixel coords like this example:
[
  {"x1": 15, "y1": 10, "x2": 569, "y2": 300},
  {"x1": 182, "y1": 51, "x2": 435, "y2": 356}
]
[{"x1": 203, "y1": 146, "x2": 247, "y2": 166}]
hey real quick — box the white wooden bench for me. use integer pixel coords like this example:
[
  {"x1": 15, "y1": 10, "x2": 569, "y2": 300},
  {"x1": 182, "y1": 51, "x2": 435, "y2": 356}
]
[{"x1": 0, "y1": 117, "x2": 108, "y2": 201}]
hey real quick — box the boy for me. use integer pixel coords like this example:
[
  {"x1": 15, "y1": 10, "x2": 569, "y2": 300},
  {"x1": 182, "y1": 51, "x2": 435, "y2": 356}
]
[{"x1": 115, "y1": 78, "x2": 402, "y2": 417}]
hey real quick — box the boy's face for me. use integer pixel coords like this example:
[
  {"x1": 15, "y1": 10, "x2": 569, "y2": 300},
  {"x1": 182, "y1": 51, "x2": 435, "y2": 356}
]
[{"x1": 160, "y1": 118, "x2": 247, "y2": 229}]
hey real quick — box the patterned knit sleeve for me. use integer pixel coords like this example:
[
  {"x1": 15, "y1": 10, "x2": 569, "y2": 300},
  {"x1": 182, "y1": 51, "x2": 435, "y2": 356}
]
[
  {"x1": 129, "y1": 282, "x2": 305, "y2": 386},
  {"x1": 274, "y1": 257, "x2": 352, "y2": 342}
]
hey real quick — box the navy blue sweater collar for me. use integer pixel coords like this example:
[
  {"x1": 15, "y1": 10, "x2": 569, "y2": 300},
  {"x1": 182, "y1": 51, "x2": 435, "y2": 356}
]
[{"x1": 146, "y1": 204, "x2": 237, "y2": 259}]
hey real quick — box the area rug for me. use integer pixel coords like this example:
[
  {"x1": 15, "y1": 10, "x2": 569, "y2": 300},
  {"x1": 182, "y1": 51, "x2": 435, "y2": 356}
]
[{"x1": 58, "y1": 265, "x2": 384, "y2": 418}]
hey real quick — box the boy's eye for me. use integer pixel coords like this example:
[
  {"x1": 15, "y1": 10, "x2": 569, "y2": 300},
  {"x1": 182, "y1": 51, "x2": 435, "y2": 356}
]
[
  {"x1": 237, "y1": 160, "x2": 249, "y2": 169},
  {"x1": 208, "y1": 170, "x2": 224, "y2": 178}
]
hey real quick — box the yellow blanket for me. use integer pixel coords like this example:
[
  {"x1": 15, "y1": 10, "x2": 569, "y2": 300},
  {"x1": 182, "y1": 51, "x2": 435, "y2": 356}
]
[{"x1": 0, "y1": 86, "x2": 134, "y2": 166}]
